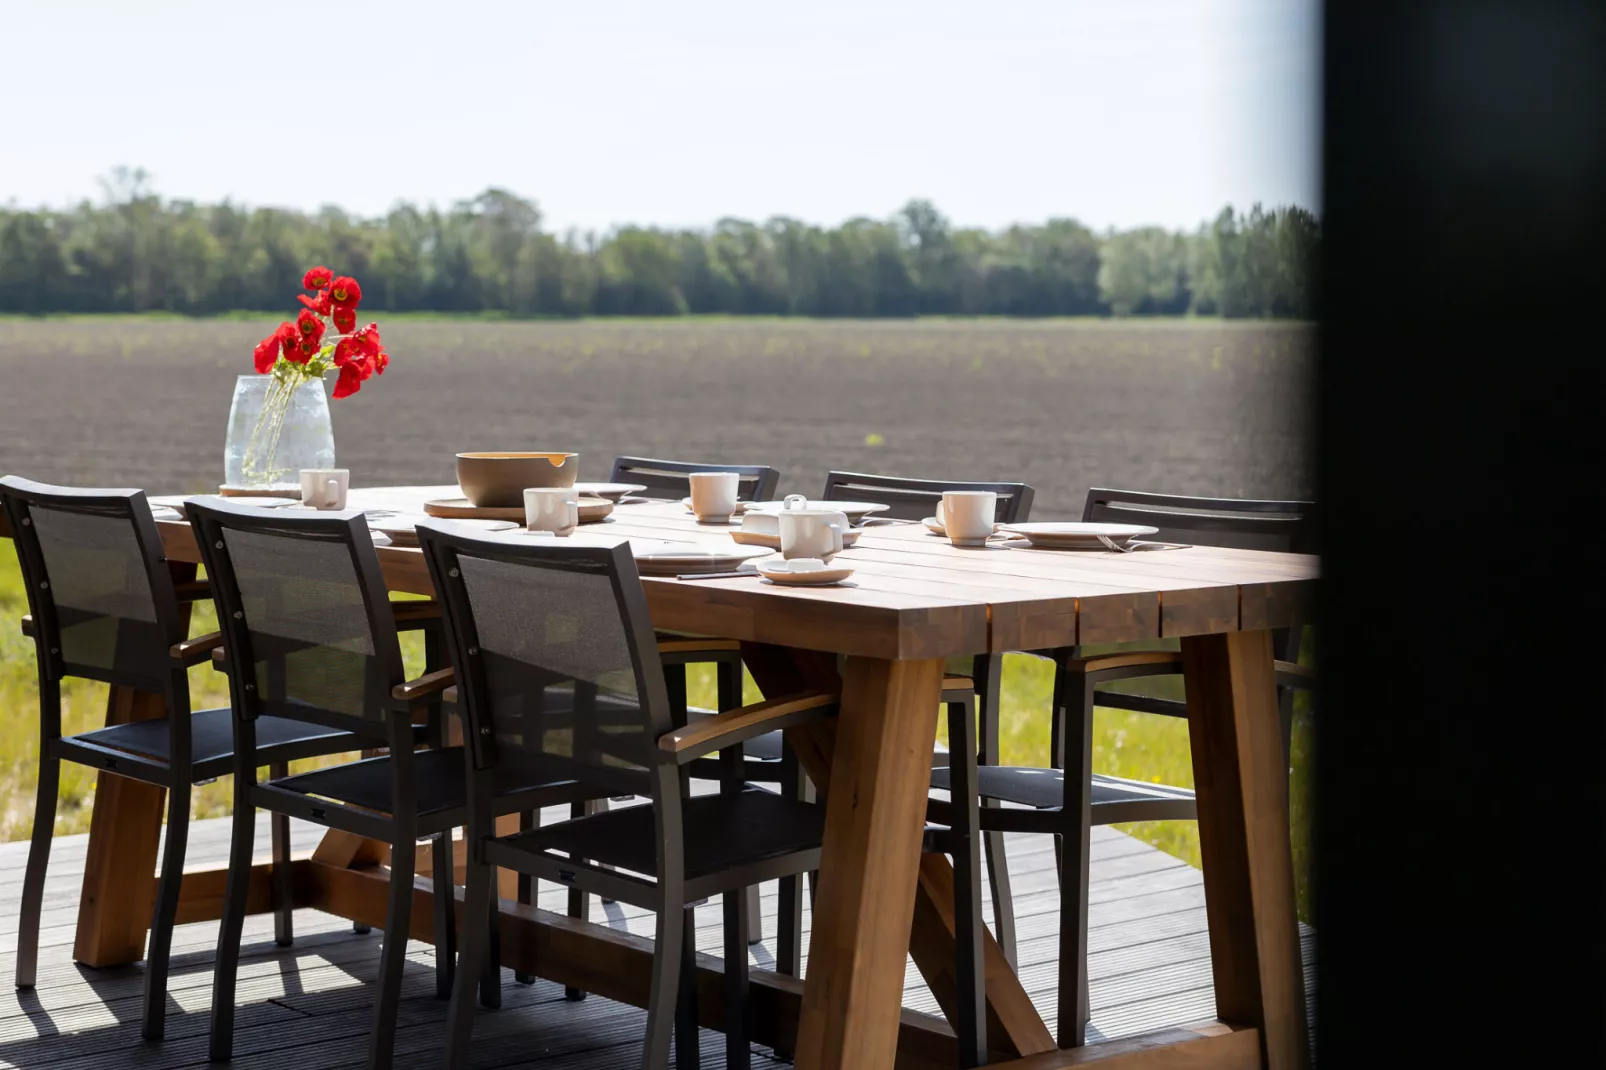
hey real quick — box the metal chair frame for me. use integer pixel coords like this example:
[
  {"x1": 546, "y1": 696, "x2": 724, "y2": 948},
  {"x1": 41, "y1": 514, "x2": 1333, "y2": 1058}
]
[{"x1": 0, "y1": 476, "x2": 362, "y2": 1042}]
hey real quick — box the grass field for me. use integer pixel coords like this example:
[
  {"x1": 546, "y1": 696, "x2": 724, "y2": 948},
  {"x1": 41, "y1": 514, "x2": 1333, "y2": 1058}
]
[{"x1": 0, "y1": 317, "x2": 1315, "y2": 917}]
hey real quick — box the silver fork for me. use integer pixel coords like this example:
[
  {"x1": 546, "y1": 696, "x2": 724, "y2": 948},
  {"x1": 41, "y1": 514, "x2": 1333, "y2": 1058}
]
[{"x1": 1098, "y1": 536, "x2": 1191, "y2": 553}]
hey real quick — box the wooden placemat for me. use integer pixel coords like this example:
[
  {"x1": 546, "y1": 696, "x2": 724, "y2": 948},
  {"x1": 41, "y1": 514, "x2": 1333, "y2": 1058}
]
[{"x1": 218, "y1": 484, "x2": 301, "y2": 499}]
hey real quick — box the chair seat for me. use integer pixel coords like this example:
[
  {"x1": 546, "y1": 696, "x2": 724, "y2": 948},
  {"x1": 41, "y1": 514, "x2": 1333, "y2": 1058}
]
[
  {"x1": 930, "y1": 765, "x2": 1197, "y2": 825},
  {"x1": 270, "y1": 746, "x2": 574, "y2": 820},
  {"x1": 494, "y1": 786, "x2": 823, "y2": 892},
  {"x1": 72, "y1": 709, "x2": 363, "y2": 781}
]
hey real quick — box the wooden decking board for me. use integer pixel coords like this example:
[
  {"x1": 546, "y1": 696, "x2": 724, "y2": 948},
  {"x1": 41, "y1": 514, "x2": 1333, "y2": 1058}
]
[{"x1": 0, "y1": 812, "x2": 1314, "y2": 1069}]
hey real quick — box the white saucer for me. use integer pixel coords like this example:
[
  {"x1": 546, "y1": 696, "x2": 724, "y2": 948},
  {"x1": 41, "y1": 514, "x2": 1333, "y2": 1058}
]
[{"x1": 757, "y1": 560, "x2": 856, "y2": 586}]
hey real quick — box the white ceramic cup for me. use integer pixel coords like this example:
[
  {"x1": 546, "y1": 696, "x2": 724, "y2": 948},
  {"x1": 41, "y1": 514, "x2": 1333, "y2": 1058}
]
[
  {"x1": 688, "y1": 471, "x2": 740, "y2": 522},
  {"x1": 940, "y1": 490, "x2": 996, "y2": 546},
  {"x1": 299, "y1": 468, "x2": 349, "y2": 510},
  {"x1": 778, "y1": 494, "x2": 848, "y2": 560},
  {"x1": 524, "y1": 487, "x2": 579, "y2": 536}
]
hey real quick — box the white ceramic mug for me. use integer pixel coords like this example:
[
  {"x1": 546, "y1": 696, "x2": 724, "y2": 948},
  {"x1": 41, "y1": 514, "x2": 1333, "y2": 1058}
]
[
  {"x1": 688, "y1": 471, "x2": 740, "y2": 522},
  {"x1": 778, "y1": 494, "x2": 848, "y2": 560},
  {"x1": 299, "y1": 468, "x2": 349, "y2": 510},
  {"x1": 524, "y1": 487, "x2": 579, "y2": 536},
  {"x1": 940, "y1": 490, "x2": 996, "y2": 546}
]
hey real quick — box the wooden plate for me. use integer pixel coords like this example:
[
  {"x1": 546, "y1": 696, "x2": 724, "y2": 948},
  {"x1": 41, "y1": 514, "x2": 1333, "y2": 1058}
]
[
  {"x1": 219, "y1": 484, "x2": 300, "y2": 499},
  {"x1": 423, "y1": 496, "x2": 615, "y2": 523}
]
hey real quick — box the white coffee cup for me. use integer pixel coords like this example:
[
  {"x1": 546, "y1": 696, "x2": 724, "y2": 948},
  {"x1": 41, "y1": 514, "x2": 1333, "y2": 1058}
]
[
  {"x1": 778, "y1": 494, "x2": 848, "y2": 560},
  {"x1": 688, "y1": 471, "x2": 740, "y2": 522},
  {"x1": 940, "y1": 490, "x2": 996, "y2": 546},
  {"x1": 299, "y1": 468, "x2": 349, "y2": 510},
  {"x1": 524, "y1": 487, "x2": 579, "y2": 536}
]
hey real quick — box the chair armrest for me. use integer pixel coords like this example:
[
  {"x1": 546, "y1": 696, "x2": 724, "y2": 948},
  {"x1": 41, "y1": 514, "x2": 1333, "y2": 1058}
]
[
  {"x1": 391, "y1": 599, "x2": 442, "y2": 630},
  {"x1": 1275, "y1": 660, "x2": 1316, "y2": 689},
  {"x1": 20, "y1": 614, "x2": 33, "y2": 638},
  {"x1": 172, "y1": 579, "x2": 212, "y2": 602},
  {"x1": 443, "y1": 685, "x2": 459, "y2": 704},
  {"x1": 941, "y1": 674, "x2": 973, "y2": 693},
  {"x1": 171, "y1": 631, "x2": 224, "y2": 666},
  {"x1": 657, "y1": 691, "x2": 837, "y2": 764},
  {"x1": 392, "y1": 667, "x2": 456, "y2": 704}
]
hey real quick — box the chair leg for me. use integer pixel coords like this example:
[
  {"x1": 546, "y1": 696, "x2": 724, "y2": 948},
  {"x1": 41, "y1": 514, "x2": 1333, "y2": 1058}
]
[
  {"x1": 367, "y1": 834, "x2": 415, "y2": 1070},
  {"x1": 208, "y1": 794, "x2": 257, "y2": 1061},
  {"x1": 445, "y1": 847, "x2": 494, "y2": 1070},
  {"x1": 1056, "y1": 673, "x2": 1096, "y2": 1049},
  {"x1": 654, "y1": 903, "x2": 692, "y2": 1070},
  {"x1": 973, "y1": 653, "x2": 1017, "y2": 970},
  {"x1": 947, "y1": 698, "x2": 988, "y2": 1067},
  {"x1": 269, "y1": 761, "x2": 294, "y2": 948},
  {"x1": 433, "y1": 831, "x2": 457, "y2": 1000},
  {"x1": 565, "y1": 798, "x2": 594, "y2": 1002},
  {"x1": 515, "y1": 808, "x2": 536, "y2": 985},
  {"x1": 141, "y1": 782, "x2": 189, "y2": 1041},
  {"x1": 15, "y1": 753, "x2": 58, "y2": 990},
  {"x1": 724, "y1": 889, "x2": 753, "y2": 1070},
  {"x1": 481, "y1": 875, "x2": 503, "y2": 1010}
]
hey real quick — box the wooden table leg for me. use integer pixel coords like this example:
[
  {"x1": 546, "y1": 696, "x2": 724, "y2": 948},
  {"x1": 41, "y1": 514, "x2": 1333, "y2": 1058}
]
[
  {"x1": 789, "y1": 655, "x2": 944, "y2": 1070},
  {"x1": 740, "y1": 645, "x2": 1055, "y2": 1069},
  {"x1": 1183, "y1": 630, "x2": 1310, "y2": 1070},
  {"x1": 73, "y1": 685, "x2": 168, "y2": 967}
]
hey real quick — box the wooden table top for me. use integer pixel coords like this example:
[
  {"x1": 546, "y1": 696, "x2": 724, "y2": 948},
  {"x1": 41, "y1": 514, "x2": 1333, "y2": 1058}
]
[{"x1": 140, "y1": 486, "x2": 1317, "y2": 661}]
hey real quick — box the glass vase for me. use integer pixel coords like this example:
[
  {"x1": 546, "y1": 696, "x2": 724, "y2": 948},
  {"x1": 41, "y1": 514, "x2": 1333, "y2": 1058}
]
[{"x1": 223, "y1": 373, "x2": 335, "y2": 491}]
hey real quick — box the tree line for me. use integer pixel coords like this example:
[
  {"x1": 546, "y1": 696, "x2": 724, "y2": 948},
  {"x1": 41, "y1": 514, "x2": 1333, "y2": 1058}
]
[{"x1": 0, "y1": 171, "x2": 1317, "y2": 319}]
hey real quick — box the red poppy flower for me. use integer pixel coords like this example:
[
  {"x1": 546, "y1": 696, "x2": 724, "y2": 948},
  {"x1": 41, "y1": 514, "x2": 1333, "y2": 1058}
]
[
  {"x1": 252, "y1": 332, "x2": 280, "y2": 374},
  {"x1": 303, "y1": 266, "x2": 333, "y2": 290},
  {"x1": 328, "y1": 276, "x2": 362, "y2": 309},
  {"x1": 332, "y1": 360, "x2": 365, "y2": 398},
  {"x1": 295, "y1": 309, "x2": 325, "y2": 345},
  {"x1": 298, "y1": 289, "x2": 332, "y2": 316},
  {"x1": 332, "y1": 305, "x2": 356, "y2": 334},
  {"x1": 291, "y1": 334, "x2": 319, "y2": 364},
  {"x1": 276, "y1": 321, "x2": 300, "y2": 360}
]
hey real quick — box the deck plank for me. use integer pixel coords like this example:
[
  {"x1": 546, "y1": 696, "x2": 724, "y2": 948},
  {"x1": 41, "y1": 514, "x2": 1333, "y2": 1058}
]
[{"x1": 0, "y1": 811, "x2": 1314, "y2": 1069}]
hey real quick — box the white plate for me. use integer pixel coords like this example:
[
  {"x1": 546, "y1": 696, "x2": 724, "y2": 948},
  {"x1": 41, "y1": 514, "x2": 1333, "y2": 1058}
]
[
  {"x1": 575, "y1": 482, "x2": 647, "y2": 501},
  {"x1": 370, "y1": 515, "x2": 517, "y2": 546},
  {"x1": 741, "y1": 500, "x2": 891, "y2": 524},
  {"x1": 630, "y1": 540, "x2": 773, "y2": 574},
  {"x1": 999, "y1": 522, "x2": 1159, "y2": 549},
  {"x1": 757, "y1": 562, "x2": 856, "y2": 586}
]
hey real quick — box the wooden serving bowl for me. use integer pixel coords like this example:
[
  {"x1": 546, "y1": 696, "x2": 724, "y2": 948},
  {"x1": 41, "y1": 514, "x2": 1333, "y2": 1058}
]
[{"x1": 455, "y1": 452, "x2": 578, "y2": 507}]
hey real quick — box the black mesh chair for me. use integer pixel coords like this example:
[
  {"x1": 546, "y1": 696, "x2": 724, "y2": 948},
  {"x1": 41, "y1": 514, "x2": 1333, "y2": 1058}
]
[
  {"x1": 929, "y1": 487, "x2": 1316, "y2": 1049},
  {"x1": 822, "y1": 470, "x2": 1035, "y2": 523},
  {"x1": 187, "y1": 498, "x2": 601, "y2": 1070},
  {"x1": 609, "y1": 455, "x2": 781, "y2": 504},
  {"x1": 0, "y1": 476, "x2": 367, "y2": 1041},
  {"x1": 416, "y1": 523, "x2": 841, "y2": 1070}
]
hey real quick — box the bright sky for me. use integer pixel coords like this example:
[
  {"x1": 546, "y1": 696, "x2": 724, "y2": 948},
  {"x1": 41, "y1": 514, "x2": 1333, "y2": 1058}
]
[{"x1": 2, "y1": 0, "x2": 1319, "y2": 232}]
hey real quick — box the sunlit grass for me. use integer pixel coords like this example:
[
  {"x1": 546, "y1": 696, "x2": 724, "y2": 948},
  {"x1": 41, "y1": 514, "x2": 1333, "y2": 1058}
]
[{"x1": 0, "y1": 553, "x2": 1311, "y2": 921}]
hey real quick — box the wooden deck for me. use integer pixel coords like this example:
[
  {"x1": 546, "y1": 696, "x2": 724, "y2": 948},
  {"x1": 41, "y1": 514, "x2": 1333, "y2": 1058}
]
[{"x1": 0, "y1": 811, "x2": 1315, "y2": 1068}]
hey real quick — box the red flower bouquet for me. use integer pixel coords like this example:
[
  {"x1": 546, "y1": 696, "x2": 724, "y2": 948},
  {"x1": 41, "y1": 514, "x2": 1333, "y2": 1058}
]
[{"x1": 240, "y1": 268, "x2": 391, "y2": 482}]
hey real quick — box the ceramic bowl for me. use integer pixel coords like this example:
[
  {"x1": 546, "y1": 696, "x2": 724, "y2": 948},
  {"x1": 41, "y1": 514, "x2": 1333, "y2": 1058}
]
[{"x1": 455, "y1": 452, "x2": 578, "y2": 507}]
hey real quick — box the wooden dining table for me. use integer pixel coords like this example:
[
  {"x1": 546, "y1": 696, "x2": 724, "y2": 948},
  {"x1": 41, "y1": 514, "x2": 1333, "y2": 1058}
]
[{"x1": 9, "y1": 486, "x2": 1317, "y2": 1070}]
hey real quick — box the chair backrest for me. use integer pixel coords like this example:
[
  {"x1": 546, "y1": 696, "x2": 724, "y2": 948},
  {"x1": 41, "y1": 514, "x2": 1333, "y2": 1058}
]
[
  {"x1": 0, "y1": 475, "x2": 183, "y2": 692},
  {"x1": 417, "y1": 523, "x2": 675, "y2": 801},
  {"x1": 186, "y1": 497, "x2": 403, "y2": 742},
  {"x1": 1080, "y1": 487, "x2": 1315, "y2": 554},
  {"x1": 822, "y1": 470, "x2": 1036, "y2": 523},
  {"x1": 609, "y1": 456, "x2": 781, "y2": 503}
]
